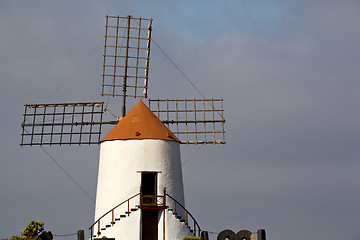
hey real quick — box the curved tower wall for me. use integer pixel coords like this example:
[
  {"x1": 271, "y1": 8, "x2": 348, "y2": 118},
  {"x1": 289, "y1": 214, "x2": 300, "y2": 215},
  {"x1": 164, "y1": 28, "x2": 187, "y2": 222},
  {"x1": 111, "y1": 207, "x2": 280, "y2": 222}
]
[{"x1": 94, "y1": 139, "x2": 186, "y2": 239}]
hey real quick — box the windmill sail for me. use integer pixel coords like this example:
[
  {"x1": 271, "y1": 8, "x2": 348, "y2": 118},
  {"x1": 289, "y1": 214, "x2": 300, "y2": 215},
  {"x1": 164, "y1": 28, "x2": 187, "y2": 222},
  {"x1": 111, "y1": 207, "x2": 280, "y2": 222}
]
[
  {"x1": 21, "y1": 102, "x2": 116, "y2": 146},
  {"x1": 20, "y1": 15, "x2": 226, "y2": 147},
  {"x1": 102, "y1": 16, "x2": 152, "y2": 98},
  {"x1": 102, "y1": 15, "x2": 152, "y2": 117},
  {"x1": 148, "y1": 99, "x2": 226, "y2": 144}
]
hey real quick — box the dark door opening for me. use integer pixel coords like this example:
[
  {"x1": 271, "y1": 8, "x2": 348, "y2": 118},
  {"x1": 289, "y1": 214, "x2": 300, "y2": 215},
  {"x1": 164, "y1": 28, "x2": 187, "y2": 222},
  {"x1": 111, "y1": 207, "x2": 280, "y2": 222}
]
[
  {"x1": 140, "y1": 172, "x2": 159, "y2": 240},
  {"x1": 141, "y1": 209, "x2": 159, "y2": 240},
  {"x1": 141, "y1": 172, "x2": 157, "y2": 195},
  {"x1": 141, "y1": 172, "x2": 157, "y2": 205}
]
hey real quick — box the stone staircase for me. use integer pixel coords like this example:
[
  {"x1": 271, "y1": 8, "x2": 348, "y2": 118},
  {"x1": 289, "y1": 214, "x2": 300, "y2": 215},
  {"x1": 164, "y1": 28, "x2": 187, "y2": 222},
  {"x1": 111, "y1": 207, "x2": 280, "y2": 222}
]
[{"x1": 89, "y1": 192, "x2": 201, "y2": 239}]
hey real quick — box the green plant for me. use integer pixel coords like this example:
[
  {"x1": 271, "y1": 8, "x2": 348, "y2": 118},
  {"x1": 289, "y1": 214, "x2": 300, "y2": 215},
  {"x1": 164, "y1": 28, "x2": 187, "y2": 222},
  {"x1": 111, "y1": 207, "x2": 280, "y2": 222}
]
[
  {"x1": 183, "y1": 237, "x2": 202, "y2": 240},
  {"x1": 21, "y1": 220, "x2": 44, "y2": 237},
  {"x1": 1, "y1": 220, "x2": 46, "y2": 240}
]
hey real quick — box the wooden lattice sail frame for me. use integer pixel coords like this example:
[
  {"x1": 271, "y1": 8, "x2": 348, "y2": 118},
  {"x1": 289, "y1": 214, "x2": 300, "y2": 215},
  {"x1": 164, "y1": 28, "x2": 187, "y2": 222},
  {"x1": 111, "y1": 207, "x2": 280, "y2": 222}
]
[
  {"x1": 148, "y1": 99, "x2": 225, "y2": 144},
  {"x1": 20, "y1": 15, "x2": 225, "y2": 146},
  {"x1": 102, "y1": 15, "x2": 152, "y2": 117}
]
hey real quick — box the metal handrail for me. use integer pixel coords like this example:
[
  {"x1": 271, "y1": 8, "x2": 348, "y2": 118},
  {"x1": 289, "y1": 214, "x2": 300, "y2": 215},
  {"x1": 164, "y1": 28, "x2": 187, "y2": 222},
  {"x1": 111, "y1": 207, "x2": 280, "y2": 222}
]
[
  {"x1": 89, "y1": 193, "x2": 140, "y2": 239},
  {"x1": 166, "y1": 193, "x2": 202, "y2": 236},
  {"x1": 140, "y1": 194, "x2": 165, "y2": 207},
  {"x1": 89, "y1": 190, "x2": 202, "y2": 238}
]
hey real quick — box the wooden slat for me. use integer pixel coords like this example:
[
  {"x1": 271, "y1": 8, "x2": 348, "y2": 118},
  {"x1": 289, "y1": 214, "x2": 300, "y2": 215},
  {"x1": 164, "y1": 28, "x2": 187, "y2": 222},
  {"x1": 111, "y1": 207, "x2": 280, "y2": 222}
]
[
  {"x1": 148, "y1": 99, "x2": 226, "y2": 144},
  {"x1": 20, "y1": 102, "x2": 113, "y2": 146}
]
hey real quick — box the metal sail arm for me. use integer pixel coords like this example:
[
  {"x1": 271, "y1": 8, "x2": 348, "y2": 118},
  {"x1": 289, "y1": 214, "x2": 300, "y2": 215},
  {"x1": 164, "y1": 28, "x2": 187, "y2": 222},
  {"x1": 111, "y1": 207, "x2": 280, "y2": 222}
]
[
  {"x1": 101, "y1": 15, "x2": 153, "y2": 99},
  {"x1": 21, "y1": 102, "x2": 117, "y2": 146},
  {"x1": 148, "y1": 98, "x2": 226, "y2": 145}
]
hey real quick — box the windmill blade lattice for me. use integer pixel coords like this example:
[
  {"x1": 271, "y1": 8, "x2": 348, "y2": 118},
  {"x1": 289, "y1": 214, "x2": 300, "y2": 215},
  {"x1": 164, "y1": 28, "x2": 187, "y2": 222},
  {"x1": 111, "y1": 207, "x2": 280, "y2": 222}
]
[
  {"x1": 20, "y1": 15, "x2": 226, "y2": 147},
  {"x1": 21, "y1": 102, "x2": 116, "y2": 146},
  {"x1": 102, "y1": 16, "x2": 152, "y2": 99},
  {"x1": 148, "y1": 99, "x2": 225, "y2": 144}
]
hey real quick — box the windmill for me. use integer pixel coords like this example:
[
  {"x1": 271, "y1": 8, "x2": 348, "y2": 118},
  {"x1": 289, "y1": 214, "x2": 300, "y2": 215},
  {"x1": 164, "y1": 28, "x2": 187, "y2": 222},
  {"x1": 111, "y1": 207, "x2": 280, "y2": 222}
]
[{"x1": 21, "y1": 15, "x2": 226, "y2": 240}]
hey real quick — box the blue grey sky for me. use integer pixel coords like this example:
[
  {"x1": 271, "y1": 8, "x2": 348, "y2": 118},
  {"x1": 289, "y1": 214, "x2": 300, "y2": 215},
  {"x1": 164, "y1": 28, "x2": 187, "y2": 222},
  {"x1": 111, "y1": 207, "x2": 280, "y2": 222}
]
[{"x1": 1, "y1": 1, "x2": 359, "y2": 240}]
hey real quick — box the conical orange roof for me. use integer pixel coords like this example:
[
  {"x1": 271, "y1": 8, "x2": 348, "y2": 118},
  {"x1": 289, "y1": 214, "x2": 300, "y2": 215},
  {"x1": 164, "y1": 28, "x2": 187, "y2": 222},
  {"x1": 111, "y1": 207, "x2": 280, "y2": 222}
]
[{"x1": 100, "y1": 100, "x2": 180, "y2": 143}]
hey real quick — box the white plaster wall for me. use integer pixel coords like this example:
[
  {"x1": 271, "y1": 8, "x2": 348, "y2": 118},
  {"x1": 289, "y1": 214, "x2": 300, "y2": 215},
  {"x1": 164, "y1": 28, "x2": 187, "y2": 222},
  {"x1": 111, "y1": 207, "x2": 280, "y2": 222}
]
[
  {"x1": 96, "y1": 210, "x2": 140, "y2": 239},
  {"x1": 158, "y1": 210, "x2": 194, "y2": 240},
  {"x1": 94, "y1": 139, "x2": 185, "y2": 239}
]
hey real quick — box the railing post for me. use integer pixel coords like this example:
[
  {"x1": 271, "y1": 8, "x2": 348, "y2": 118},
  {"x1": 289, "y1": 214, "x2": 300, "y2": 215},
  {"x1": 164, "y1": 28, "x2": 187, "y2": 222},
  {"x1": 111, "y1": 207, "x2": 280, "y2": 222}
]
[
  {"x1": 163, "y1": 188, "x2": 166, "y2": 207},
  {"x1": 77, "y1": 230, "x2": 85, "y2": 240},
  {"x1": 98, "y1": 220, "x2": 100, "y2": 235},
  {"x1": 201, "y1": 231, "x2": 209, "y2": 240},
  {"x1": 140, "y1": 187, "x2": 143, "y2": 207},
  {"x1": 174, "y1": 201, "x2": 177, "y2": 216},
  {"x1": 257, "y1": 229, "x2": 266, "y2": 240},
  {"x1": 194, "y1": 222, "x2": 196, "y2": 236},
  {"x1": 90, "y1": 227, "x2": 93, "y2": 240},
  {"x1": 186, "y1": 212, "x2": 188, "y2": 227},
  {"x1": 127, "y1": 199, "x2": 130, "y2": 216},
  {"x1": 112, "y1": 209, "x2": 114, "y2": 225},
  {"x1": 163, "y1": 188, "x2": 166, "y2": 240}
]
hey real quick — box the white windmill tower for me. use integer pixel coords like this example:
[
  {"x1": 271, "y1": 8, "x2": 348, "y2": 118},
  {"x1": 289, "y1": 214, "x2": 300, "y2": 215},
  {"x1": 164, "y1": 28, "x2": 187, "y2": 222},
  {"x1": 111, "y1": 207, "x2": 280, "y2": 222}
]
[
  {"x1": 93, "y1": 100, "x2": 187, "y2": 240},
  {"x1": 21, "y1": 15, "x2": 225, "y2": 240}
]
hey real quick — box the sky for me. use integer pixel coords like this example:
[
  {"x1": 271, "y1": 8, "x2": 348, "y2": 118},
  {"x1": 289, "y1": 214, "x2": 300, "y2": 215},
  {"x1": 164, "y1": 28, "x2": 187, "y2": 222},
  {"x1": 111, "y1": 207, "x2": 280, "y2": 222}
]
[{"x1": 1, "y1": 0, "x2": 360, "y2": 239}]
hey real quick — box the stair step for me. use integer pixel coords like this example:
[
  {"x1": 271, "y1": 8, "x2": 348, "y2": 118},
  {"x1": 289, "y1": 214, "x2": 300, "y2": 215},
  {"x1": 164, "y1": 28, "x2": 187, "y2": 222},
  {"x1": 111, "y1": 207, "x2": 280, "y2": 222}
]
[
  {"x1": 168, "y1": 209, "x2": 173, "y2": 212},
  {"x1": 106, "y1": 225, "x2": 111, "y2": 228},
  {"x1": 101, "y1": 228, "x2": 106, "y2": 231},
  {"x1": 115, "y1": 218, "x2": 120, "y2": 221},
  {"x1": 111, "y1": 221, "x2": 115, "y2": 224},
  {"x1": 131, "y1": 208, "x2": 138, "y2": 212},
  {"x1": 125, "y1": 211, "x2": 131, "y2": 214},
  {"x1": 176, "y1": 216, "x2": 182, "y2": 220},
  {"x1": 180, "y1": 219, "x2": 185, "y2": 222},
  {"x1": 120, "y1": 215, "x2": 126, "y2": 218}
]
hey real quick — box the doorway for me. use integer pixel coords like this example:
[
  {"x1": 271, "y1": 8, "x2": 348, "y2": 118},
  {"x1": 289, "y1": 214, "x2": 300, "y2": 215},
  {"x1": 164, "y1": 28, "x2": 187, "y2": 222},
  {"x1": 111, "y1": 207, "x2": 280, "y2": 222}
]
[
  {"x1": 140, "y1": 172, "x2": 159, "y2": 240},
  {"x1": 141, "y1": 209, "x2": 159, "y2": 240},
  {"x1": 141, "y1": 172, "x2": 157, "y2": 205},
  {"x1": 141, "y1": 172, "x2": 157, "y2": 196}
]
